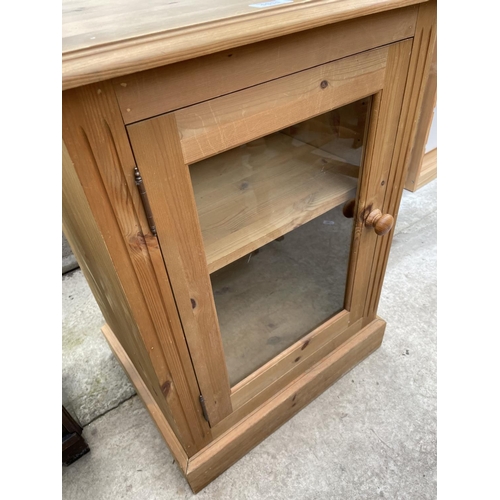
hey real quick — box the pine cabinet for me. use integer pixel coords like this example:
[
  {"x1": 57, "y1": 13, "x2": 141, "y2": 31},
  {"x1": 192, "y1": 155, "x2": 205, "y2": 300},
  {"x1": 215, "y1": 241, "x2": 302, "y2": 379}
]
[{"x1": 62, "y1": 0, "x2": 436, "y2": 492}]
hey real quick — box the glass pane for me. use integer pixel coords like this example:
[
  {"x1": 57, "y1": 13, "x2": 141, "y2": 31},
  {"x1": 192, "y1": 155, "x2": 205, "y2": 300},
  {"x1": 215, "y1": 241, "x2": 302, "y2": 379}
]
[{"x1": 189, "y1": 97, "x2": 371, "y2": 386}]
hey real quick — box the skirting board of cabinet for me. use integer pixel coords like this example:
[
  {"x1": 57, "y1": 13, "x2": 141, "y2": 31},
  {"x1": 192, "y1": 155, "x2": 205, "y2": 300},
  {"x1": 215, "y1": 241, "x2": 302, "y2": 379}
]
[{"x1": 102, "y1": 317, "x2": 386, "y2": 493}]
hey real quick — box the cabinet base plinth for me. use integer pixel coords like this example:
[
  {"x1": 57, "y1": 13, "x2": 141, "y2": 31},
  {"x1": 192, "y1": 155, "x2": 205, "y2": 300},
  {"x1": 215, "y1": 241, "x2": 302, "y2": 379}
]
[{"x1": 103, "y1": 317, "x2": 386, "y2": 493}]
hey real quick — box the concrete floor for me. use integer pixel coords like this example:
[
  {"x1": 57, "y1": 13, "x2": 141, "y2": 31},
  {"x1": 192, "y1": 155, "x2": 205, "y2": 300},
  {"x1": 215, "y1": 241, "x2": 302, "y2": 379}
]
[{"x1": 62, "y1": 179, "x2": 436, "y2": 499}]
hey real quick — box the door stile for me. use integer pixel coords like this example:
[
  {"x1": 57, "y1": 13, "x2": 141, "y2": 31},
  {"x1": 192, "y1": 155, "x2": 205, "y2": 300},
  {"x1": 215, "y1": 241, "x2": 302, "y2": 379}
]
[
  {"x1": 348, "y1": 39, "x2": 413, "y2": 324},
  {"x1": 343, "y1": 91, "x2": 382, "y2": 313},
  {"x1": 127, "y1": 113, "x2": 233, "y2": 426}
]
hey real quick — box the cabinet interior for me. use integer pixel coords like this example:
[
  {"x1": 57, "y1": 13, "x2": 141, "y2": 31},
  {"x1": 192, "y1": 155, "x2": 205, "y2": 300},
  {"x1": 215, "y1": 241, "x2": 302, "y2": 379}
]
[{"x1": 189, "y1": 99, "x2": 370, "y2": 385}]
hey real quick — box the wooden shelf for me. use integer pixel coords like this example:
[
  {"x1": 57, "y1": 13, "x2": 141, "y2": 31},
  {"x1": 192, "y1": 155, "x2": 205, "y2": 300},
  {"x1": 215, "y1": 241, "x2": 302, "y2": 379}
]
[{"x1": 190, "y1": 132, "x2": 358, "y2": 273}]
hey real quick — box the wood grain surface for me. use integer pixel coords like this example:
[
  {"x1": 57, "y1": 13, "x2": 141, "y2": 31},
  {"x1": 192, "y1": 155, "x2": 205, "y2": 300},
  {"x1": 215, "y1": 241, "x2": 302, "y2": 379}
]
[
  {"x1": 176, "y1": 45, "x2": 389, "y2": 164},
  {"x1": 113, "y1": 7, "x2": 417, "y2": 123},
  {"x1": 127, "y1": 113, "x2": 234, "y2": 426},
  {"x1": 63, "y1": 82, "x2": 212, "y2": 454},
  {"x1": 404, "y1": 0, "x2": 437, "y2": 191},
  {"x1": 102, "y1": 324, "x2": 189, "y2": 473},
  {"x1": 62, "y1": 0, "x2": 426, "y2": 89},
  {"x1": 366, "y1": 0, "x2": 436, "y2": 316},
  {"x1": 190, "y1": 133, "x2": 358, "y2": 273},
  {"x1": 187, "y1": 318, "x2": 386, "y2": 492}
]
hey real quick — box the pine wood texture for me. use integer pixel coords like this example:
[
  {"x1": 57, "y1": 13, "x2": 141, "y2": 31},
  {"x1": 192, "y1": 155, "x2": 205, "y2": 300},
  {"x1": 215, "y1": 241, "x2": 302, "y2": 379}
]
[
  {"x1": 62, "y1": 2, "x2": 430, "y2": 491},
  {"x1": 365, "y1": 209, "x2": 395, "y2": 236},
  {"x1": 230, "y1": 311, "x2": 350, "y2": 407},
  {"x1": 190, "y1": 133, "x2": 358, "y2": 273},
  {"x1": 414, "y1": 148, "x2": 437, "y2": 190},
  {"x1": 176, "y1": 45, "x2": 389, "y2": 165},
  {"x1": 345, "y1": 39, "x2": 412, "y2": 323},
  {"x1": 63, "y1": 141, "x2": 183, "y2": 440},
  {"x1": 365, "y1": 0, "x2": 436, "y2": 317},
  {"x1": 102, "y1": 324, "x2": 189, "y2": 473},
  {"x1": 215, "y1": 316, "x2": 363, "y2": 438},
  {"x1": 102, "y1": 315, "x2": 384, "y2": 493},
  {"x1": 126, "y1": 39, "x2": 411, "y2": 437},
  {"x1": 342, "y1": 198, "x2": 357, "y2": 218},
  {"x1": 62, "y1": 0, "x2": 426, "y2": 90},
  {"x1": 62, "y1": 82, "x2": 212, "y2": 454},
  {"x1": 127, "y1": 113, "x2": 233, "y2": 426},
  {"x1": 405, "y1": 0, "x2": 437, "y2": 191},
  {"x1": 113, "y1": 7, "x2": 418, "y2": 123},
  {"x1": 186, "y1": 318, "x2": 386, "y2": 493}
]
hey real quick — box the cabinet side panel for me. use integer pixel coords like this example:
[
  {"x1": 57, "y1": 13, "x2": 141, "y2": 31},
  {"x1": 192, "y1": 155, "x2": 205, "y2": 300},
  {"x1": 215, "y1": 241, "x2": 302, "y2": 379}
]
[
  {"x1": 63, "y1": 81, "x2": 212, "y2": 454},
  {"x1": 101, "y1": 324, "x2": 189, "y2": 473},
  {"x1": 63, "y1": 142, "x2": 175, "y2": 426}
]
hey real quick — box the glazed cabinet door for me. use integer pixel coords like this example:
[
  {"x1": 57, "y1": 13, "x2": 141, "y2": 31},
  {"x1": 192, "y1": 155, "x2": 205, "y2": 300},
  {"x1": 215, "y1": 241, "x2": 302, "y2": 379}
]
[{"x1": 127, "y1": 40, "x2": 412, "y2": 428}]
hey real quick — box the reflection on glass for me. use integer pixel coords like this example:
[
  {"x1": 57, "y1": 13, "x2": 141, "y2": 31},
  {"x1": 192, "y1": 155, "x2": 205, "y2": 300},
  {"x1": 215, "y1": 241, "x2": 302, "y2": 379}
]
[{"x1": 189, "y1": 98, "x2": 371, "y2": 385}]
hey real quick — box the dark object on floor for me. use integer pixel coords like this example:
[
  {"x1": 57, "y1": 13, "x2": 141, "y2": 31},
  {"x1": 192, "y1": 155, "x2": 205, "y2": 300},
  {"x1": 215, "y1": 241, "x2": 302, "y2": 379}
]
[
  {"x1": 62, "y1": 233, "x2": 79, "y2": 274},
  {"x1": 63, "y1": 406, "x2": 90, "y2": 466}
]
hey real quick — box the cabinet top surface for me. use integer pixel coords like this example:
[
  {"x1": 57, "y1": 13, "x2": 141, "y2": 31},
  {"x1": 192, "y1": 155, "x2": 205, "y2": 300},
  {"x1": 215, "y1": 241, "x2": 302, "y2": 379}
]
[{"x1": 62, "y1": 0, "x2": 425, "y2": 90}]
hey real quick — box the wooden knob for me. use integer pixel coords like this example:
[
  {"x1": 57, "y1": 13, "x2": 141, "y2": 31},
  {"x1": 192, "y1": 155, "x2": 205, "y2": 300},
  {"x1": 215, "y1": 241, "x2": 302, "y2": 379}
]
[
  {"x1": 365, "y1": 209, "x2": 394, "y2": 236},
  {"x1": 342, "y1": 199, "x2": 356, "y2": 218}
]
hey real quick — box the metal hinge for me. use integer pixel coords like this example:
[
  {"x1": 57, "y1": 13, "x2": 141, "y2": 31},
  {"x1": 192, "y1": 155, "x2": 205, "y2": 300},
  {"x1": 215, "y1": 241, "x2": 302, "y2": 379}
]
[
  {"x1": 134, "y1": 166, "x2": 157, "y2": 236},
  {"x1": 199, "y1": 395, "x2": 210, "y2": 425}
]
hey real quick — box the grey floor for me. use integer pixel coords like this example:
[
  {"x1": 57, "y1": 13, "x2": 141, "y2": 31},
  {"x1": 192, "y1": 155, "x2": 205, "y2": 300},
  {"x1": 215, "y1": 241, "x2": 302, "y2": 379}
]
[{"x1": 62, "y1": 179, "x2": 437, "y2": 499}]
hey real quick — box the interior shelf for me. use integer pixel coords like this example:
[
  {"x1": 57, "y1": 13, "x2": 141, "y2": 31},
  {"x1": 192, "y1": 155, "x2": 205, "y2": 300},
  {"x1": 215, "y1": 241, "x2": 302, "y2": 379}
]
[{"x1": 189, "y1": 132, "x2": 359, "y2": 273}]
